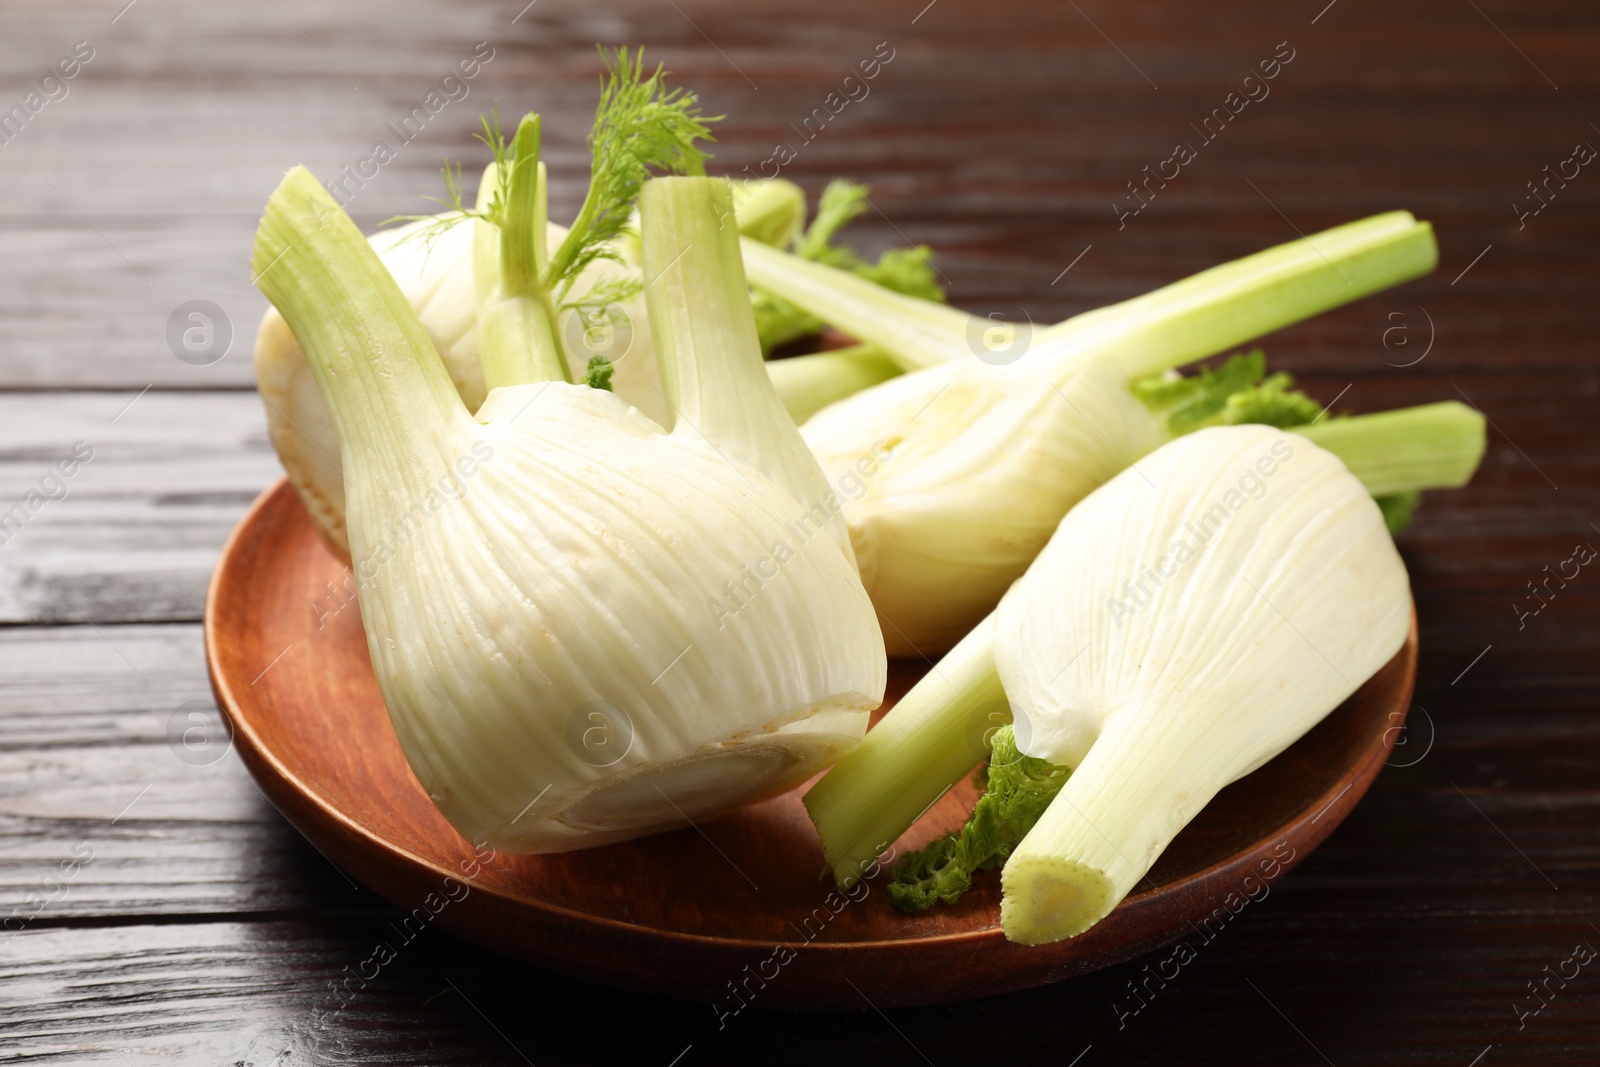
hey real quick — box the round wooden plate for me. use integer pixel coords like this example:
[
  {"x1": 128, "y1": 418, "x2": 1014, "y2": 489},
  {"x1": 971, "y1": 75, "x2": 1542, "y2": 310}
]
[{"x1": 206, "y1": 479, "x2": 1417, "y2": 1011}]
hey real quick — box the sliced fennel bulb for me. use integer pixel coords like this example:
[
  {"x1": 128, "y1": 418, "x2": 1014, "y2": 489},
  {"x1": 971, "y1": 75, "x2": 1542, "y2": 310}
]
[
  {"x1": 995, "y1": 424, "x2": 1410, "y2": 943},
  {"x1": 770, "y1": 212, "x2": 1439, "y2": 653},
  {"x1": 803, "y1": 400, "x2": 1485, "y2": 889},
  {"x1": 253, "y1": 169, "x2": 885, "y2": 852}
]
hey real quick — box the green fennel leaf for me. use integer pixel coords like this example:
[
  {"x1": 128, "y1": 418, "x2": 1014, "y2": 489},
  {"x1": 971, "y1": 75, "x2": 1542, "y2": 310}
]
[
  {"x1": 582, "y1": 356, "x2": 615, "y2": 391},
  {"x1": 887, "y1": 724, "x2": 1070, "y2": 913},
  {"x1": 795, "y1": 179, "x2": 872, "y2": 260},
  {"x1": 1218, "y1": 371, "x2": 1327, "y2": 429},
  {"x1": 854, "y1": 244, "x2": 945, "y2": 304},
  {"x1": 1130, "y1": 349, "x2": 1330, "y2": 434},
  {"x1": 561, "y1": 273, "x2": 644, "y2": 315}
]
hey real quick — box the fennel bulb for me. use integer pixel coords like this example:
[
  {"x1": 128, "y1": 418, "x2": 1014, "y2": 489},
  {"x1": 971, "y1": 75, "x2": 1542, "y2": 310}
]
[
  {"x1": 253, "y1": 167, "x2": 885, "y2": 852},
  {"x1": 807, "y1": 350, "x2": 1165, "y2": 654},
  {"x1": 255, "y1": 49, "x2": 791, "y2": 560},
  {"x1": 254, "y1": 184, "x2": 804, "y2": 560},
  {"x1": 995, "y1": 424, "x2": 1410, "y2": 943},
  {"x1": 803, "y1": 400, "x2": 1484, "y2": 890},
  {"x1": 255, "y1": 212, "x2": 655, "y2": 558},
  {"x1": 255, "y1": 184, "x2": 910, "y2": 560},
  {"x1": 759, "y1": 212, "x2": 1440, "y2": 653}
]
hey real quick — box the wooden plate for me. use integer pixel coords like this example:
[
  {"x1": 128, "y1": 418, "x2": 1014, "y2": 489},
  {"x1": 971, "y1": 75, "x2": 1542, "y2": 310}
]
[{"x1": 206, "y1": 479, "x2": 1417, "y2": 1010}]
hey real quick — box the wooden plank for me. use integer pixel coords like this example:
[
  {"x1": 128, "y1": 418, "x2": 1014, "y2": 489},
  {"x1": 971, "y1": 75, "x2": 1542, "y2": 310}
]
[
  {"x1": 0, "y1": 624, "x2": 377, "y2": 920},
  {"x1": 0, "y1": 921, "x2": 531, "y2": 1066},
  {"x1": 0, "y1": 391, "x2": 279, "y2": 624},
  {"x1": 0, "y1": 0, "x2": 1596, "y2": 387},
  {"x1": 0, "y1": 902, "x2": 1597, "y2": 1065}
]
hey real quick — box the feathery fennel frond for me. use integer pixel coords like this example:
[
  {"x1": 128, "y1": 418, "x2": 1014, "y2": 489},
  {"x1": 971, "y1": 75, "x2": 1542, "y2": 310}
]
[
  {"x1": 545, "y1": 47, "x2": 719, "y2": 294},
  {"x1": 383, "y1": 110, "x2": 512, "y2": 251},
  {"x1": 381, "y1": 49, "x2": 718, "y2": 315},
  {"x1": 560, "y1": 272, "x2": 643, "y2": 315}
]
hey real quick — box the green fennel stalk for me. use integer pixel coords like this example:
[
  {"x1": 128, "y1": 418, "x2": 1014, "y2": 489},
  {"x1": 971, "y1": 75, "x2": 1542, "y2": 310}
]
[
  {"x1": 475, "y1": 114, "x2": 569, "y2": 388},
  {"x1": 764, "y1": 343, "x2": 902, "y2": 424},
  {"x1": 751, "y1": 179, "x2": 946, "y2": 354},
  {"x1": 741, "y1": 211, "x2": 1437, "y2": 375}
]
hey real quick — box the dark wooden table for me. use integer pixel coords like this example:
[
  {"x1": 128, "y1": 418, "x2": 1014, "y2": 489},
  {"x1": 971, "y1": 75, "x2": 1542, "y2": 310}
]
[{"x1": 1, "y1": 0, "x2": 1596, "y2": 1062}]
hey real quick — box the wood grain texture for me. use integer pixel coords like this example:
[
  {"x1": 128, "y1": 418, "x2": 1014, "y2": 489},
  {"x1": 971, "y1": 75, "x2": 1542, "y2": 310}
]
[
  {"x1": 0, "y1": 0, "x2": 1595, "y2": 389},
  {"x1": 0, "y1": 0, "x2": 1594, "y2": 1060},
  {"x1": 0, "y1": 392, "x2": 279, "y2": 624}
]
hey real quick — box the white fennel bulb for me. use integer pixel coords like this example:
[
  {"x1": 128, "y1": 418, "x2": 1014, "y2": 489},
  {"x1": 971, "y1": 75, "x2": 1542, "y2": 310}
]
[
  {"x1": 256, "y1": 180, "x2": 806, "y2": 561},
  {"x1": 252, "y1": 167, "x2": 885, "y2": 853},
  {"x1": 254, "y1": 214, "x2": 658, "y2": 557},
  {"x1": 803, "y1": 401, "x2": 1482, "y2": 893},
  {"x1": 750, "y1": 212, "x2": 1438, "y2": 654},
  {"x1": 803, "y1": 352, "x2": 1163, "y2": 653},
  {"x1": 994, "y1": 424, "x2": 1410, "y2": 944}
]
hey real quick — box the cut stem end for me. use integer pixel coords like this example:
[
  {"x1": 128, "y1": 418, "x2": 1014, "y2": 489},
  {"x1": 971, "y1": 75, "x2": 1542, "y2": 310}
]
[{"x1": 999, "y1": 856, "x2": 1115, "y2": 945}]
